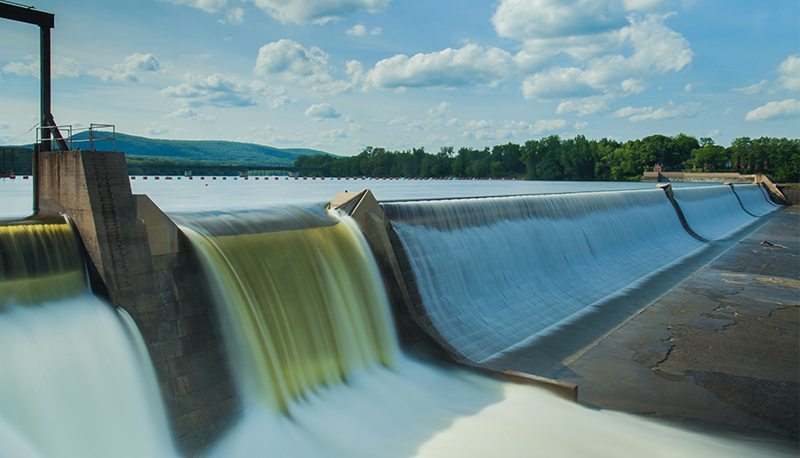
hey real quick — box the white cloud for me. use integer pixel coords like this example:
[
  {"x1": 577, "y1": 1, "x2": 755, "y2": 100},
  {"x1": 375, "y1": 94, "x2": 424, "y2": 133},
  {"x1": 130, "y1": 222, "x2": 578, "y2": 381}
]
[
  {"x1": 166, "y1": 108, "x2": 217, "y2": 122},
  {"x1": 370, "y1": 27, "x2": 382, "y2": 35},
  {"x1": 2, "y1": 55, "x2": 83, "y2": 79},
  {"x1": 613, "y1": 101, "x2": 700, "y2": 121},
  {"x1": 492, "y1": 0, "x2": 628, "y2": 41},
  {"x1": 90, "y1": 53, "x2": 164, "y2": 82},
  {"x1": 574, "y1": 120, "x2": 589, "y2": 130},
  {"x1": 319, "y1": 129, "x2": 347, "y2": 139},
  {"x1": 158, "y1": 0, "x2": 227, "y2": 13},
  {"x1": 622, "y1": 0, "x2": 667, "y2": 12},
  {"x1": 777, "y1": 55, "x2": 800, "y2": 91},
  {"x1": 268, "y1": 95, "x2": 294, "y2": 109},
  {"x1": 745, "y1": 99, "x2": 800, "y2": 121},
  {"x1": 428, "y1": 101, "x2": 451, "y2": 118},
  {"x1": 363, "y1": 44, "x2": 514, "y2": 90},
  {"x1": 246, "y1": 0, "x2": 390, "y2": 25},
  {"x1": 305, "y1": 103, "x2": 342, "y2": 120},
  {"x1": 731, "y1": 79, "x2": 769, "y2": 95},
  {"x1": 162, "y1": 73, "x2": 267, "y2": 107},
  {"x1": 2, "y1": 59, "x2": 37, "y2": 77},
  {"x1": 254, "y1": 39, "x2": 336, "y2": 90},
  {"x1": 0, "y1": 123, "x2": 9, "y2": 129},
  {"x1": 220, "y1": 7, "x2": 245, "y2": 24},
  {"x1": 520, "y1": 15, "x2": 693, "y2": 101},
  {"x1": 346, "y1": 24, "x2": 367, "y2": 36},
  {"x1": 620, "y1": 78, "x2": 648, "y2": 95},
  {"x1": 556, "y1": 96, "x2": 612, "y2": 116},
  {"x1": 532, "y1": 119, "x2": 567, "y2": 134},
  {"x1": 144, "y1": 123, "x2": 171, "y2": 136}
]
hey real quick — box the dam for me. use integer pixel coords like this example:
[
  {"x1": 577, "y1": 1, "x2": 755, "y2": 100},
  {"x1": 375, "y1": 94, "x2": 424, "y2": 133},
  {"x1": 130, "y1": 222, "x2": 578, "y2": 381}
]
[{"x1": 0, "y1": 149, "x2": 797, "y2": 457}]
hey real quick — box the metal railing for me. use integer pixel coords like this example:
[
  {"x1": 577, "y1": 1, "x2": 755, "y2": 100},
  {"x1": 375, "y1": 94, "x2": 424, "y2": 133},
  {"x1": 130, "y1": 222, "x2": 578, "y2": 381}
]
[{"x1": 36, "y1": 123, "x2": 115, "y2": 151}]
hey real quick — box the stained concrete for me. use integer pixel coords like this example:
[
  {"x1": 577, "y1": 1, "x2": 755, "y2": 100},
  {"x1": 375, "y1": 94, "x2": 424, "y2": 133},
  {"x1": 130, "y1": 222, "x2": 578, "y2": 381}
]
[{"x1": 551, "y1": 206, "x2": 798, "y2": 446}]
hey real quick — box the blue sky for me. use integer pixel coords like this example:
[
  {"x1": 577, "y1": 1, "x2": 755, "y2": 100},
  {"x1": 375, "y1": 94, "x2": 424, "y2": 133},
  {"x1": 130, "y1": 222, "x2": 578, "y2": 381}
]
[{"x1": 1, "y1": 0, "x2": 798, "y2": 156}]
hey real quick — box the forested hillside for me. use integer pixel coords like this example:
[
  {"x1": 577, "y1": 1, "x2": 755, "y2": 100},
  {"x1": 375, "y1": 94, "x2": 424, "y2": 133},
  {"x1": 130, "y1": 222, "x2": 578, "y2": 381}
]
[{"x1": 295, "y1": 135, "x2": 799, "y2": 182}]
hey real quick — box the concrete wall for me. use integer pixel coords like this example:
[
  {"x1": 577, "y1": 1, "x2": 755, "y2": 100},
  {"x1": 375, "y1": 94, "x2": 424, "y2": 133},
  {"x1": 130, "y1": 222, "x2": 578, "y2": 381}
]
[
  {"x1": 643, "y1": 171, "x2": 757, "y2": 183},
  {"x1": 37, "y1": 150, "x2": 240, "y2": 455}
]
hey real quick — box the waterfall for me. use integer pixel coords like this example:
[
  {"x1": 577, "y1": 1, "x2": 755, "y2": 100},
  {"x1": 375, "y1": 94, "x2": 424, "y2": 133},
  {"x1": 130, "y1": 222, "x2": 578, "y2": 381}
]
[
  {"x1": 0, "y1": 220, "x2": 178, "y2": 458},
  {"x1": 672, "y1": 185, "x2": 761, "y2": 240},
  {"x1": 0, "y1": 221, "x2": 85, "y2": 308},
  {"x1": 175, "y1": 207, "x2": 398, "y2": 414},
  {"x1": 382, "y1": 190, "x2": 709, "y2": 363},
  {"x1": 734, "y1": 183, "x2": 781, "y2": 215}
]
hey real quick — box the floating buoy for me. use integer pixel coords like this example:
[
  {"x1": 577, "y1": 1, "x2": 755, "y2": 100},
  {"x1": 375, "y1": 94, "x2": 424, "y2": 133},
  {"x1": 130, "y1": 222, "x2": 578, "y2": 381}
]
[{"x1": 205, "y1": 183, "x2": 208, "y2": 186}]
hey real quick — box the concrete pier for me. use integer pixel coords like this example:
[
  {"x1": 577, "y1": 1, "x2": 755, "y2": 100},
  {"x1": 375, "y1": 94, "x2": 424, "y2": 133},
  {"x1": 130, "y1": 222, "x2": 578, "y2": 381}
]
[{"x1": 37, "y1": 150, "x2": 240, "y2": 455}]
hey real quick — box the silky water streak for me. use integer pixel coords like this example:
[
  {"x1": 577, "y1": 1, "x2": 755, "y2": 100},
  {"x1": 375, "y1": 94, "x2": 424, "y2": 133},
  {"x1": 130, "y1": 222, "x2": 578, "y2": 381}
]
[
  {"x1": 176, "y1": 204, "x2": 791, "y2": 458},
  {"x1": 382, "y1": 189, "x2": 711, "y2": 363},
  {"x1": 176, "y1": 207, "x2": 398, "y2": 414},
  {"x1": 0, "y1": 220, "x2": 177, "y2": 458}
]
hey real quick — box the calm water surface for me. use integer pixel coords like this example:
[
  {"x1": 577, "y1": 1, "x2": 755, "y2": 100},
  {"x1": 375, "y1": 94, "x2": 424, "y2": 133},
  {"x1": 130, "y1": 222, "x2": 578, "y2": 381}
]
[{"x1": 1, "y1": 176, "x2": 711, "y2": 218}]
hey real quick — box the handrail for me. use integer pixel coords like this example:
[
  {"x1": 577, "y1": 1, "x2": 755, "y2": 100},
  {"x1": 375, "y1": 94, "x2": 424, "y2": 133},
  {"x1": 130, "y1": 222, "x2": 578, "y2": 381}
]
[{"x1": 36, "y1": 123, "x2": 115, "y2": 151}]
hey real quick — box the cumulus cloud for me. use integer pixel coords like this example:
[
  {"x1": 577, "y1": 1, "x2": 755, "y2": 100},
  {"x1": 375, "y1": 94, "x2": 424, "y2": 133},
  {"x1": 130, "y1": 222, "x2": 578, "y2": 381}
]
[
  {"x1": 612, "y1": 101, "x2": 700, "y2": 121},
  {"x1": 90, "y1": 53, "x2": 164, "y2": 82},
  {"x1": 532, "y1": 119, "x2": 567, "y2": 134},
  {"x1": 220, "y1": 7, "x2": 245, "y2": 23},
  {"x1": 520, "y1": 15, "x2": 693, "y2": 101},
  {"x1": 162, "y1": 73, "x2": 267, "y2": 107},
  {"x1": 363, "y1": 44, "x2": 514, "y2": 90},
  {"x1": 305, "y1": 103, "x2": 342, "y2": 120},
  {"x1": 245, "y1": 0, "x2": 390, "y2": 25},
  {"x1": 346, "y1": 24, "x2": 367, "y2": 36},
  {"x1": 556, "y1": 96, "x2": 612, "y2": 116},
  {"x1": 144, "y1": 123, "x2": 171, "y2": 136},
  {"x1": 319, "y1": 129, "x2": 347, "y2": 139},
  {"x1": 2, "y1": 59, "x2": 37, "y2": 77},
  {"x1": 777, "y1": 55, "x2": 800, "y2": 91},
  {"x1": 731, "y1": 79, "x2": 769, "y2": 95},
  {"x1": 254, "y1": 39, "x2": 336, "y2": 89},
  {"x1": 158, "y1": 0, "x2": 227, "y2": 13},
  {"x1": 492, "y1": 0, "x2": 628, "y2": 41},
  {"x1": 166, "y1": 108, "x2": 217, "y2": 122},
  {"x1": 3, "y1": 55, "x2": 83, "y2": 79},
  {"x1": 428, "y1": 101, "x2": 451, "y2": 118},
  {"x1": 745, "y1": 99, "x2": 800, "y2": 121},
  {"x1": 268, "y1": 95, "x2": 295, "y2": 109}
]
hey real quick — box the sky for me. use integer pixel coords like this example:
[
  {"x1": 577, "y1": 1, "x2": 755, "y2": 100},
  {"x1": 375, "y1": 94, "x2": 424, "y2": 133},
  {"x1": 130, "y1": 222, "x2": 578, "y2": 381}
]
[{"x1": 0, "y1": 0, "x2": 798, "y2": 156}]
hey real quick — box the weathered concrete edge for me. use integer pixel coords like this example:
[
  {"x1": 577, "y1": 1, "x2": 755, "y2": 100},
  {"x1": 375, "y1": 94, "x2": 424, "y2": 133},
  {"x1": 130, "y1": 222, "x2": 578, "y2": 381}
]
[
  {"x1": 331, "y1": 189, "x2": 578, "y2": 402},
  {"x1": 37, "y1": 150, "x2": 241, "y2": 455}
]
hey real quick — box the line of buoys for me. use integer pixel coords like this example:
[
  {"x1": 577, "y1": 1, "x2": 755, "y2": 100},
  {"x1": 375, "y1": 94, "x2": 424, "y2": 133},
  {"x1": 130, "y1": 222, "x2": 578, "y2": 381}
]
[{"x1": 126, "y1": 175, "x2": 526, "y2": 181}]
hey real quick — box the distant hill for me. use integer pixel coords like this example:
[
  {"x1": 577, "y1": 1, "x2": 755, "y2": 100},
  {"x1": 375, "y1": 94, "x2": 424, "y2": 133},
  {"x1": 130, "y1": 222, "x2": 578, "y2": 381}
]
[{"x1": 62, "y1": 131, "x2": 334, "y2": 166}]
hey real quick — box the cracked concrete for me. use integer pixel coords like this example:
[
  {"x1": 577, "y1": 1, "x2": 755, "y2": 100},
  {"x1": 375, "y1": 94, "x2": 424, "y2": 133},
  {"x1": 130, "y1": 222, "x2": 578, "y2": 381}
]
[{"x1": 554, "y1": 206, "x2": 799, "y2": 448}]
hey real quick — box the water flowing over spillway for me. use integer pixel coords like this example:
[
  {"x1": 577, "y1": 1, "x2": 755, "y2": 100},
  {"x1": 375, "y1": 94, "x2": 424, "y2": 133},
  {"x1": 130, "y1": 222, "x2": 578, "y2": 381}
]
[
  {"x1": 176, "y1": 204, "x2": 789, "y2": 458},
  {"x1": 0, "y1": 221, "x2": 85, "y2": 308},
  {"x1": 176, "y1": 207, "x2": 398, "y2": 414},
  {"x1": 671, "y1": 185, "x2": 779, "y2": 241},
  {"x1": 383, "y1": 190, "x2": 709, "y2": 363},
  {"x1": 0, "y1": 220, "x2": 178, "y2": 458}
]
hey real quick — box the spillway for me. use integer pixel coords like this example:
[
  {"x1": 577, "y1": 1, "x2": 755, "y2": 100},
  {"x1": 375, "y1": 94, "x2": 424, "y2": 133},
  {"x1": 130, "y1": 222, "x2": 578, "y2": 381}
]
[
  {"x1": 382, "y1": 189, "x2": 710, "y2": 363},
  {"x1": 175, "y1": 203, "x2": 788, "y2": 457},
  {"x1": 0, "y1": 183, "x2": 791, "y2": 457},
  {"x1": 0, "y1": 220, "x2": 178, "y2": 458},
  {"x1": 175, "y1": 207, "x2": 398, "y2": 414}
]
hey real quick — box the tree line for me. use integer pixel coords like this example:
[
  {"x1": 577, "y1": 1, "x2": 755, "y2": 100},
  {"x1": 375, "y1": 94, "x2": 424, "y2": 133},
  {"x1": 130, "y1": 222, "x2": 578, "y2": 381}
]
[{"x1": 295, "y1": 134, "x2": 799, "y2": 183}]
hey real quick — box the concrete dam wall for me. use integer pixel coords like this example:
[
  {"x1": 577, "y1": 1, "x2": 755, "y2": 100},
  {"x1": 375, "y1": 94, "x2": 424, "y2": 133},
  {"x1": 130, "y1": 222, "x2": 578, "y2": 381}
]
[{"x1": 0, "y1": 149, "x2": 790, "y2": 456}]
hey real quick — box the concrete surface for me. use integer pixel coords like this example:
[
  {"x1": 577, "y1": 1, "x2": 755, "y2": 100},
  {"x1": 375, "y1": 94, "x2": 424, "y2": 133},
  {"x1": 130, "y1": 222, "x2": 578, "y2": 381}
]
[{"x1": 555, "y1": 206, "x2": 798, "y2": 446}]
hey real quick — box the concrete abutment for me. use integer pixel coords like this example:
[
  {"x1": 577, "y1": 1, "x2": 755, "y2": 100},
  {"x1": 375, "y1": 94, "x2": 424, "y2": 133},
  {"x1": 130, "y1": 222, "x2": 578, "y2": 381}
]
[{"x1": 37, "y1": 150, "x2": 240, "y2": 455}]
